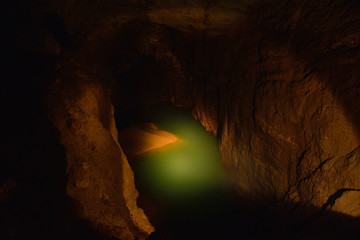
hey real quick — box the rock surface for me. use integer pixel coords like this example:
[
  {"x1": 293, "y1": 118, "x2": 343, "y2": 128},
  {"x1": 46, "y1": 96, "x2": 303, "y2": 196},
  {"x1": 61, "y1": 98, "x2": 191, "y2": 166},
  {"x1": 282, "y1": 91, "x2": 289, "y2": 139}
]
[
  {"x1": 3, "y1": 0, "x2": 360, "y2": 239},
  {"x1": 46, "y1": 74, "x2": 154, "y2": 239}
]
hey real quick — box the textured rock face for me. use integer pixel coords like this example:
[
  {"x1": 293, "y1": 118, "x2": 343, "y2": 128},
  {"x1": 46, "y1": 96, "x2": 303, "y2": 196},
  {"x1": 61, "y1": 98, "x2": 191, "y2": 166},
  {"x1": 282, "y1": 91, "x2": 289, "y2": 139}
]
[
  {"x1": 157, "y1": 2, "x2": 360, "y2": 217},
  {"x1": 188, "y1": 2, "x2": 360, "y2": 216},
  {"x1": 45, "y1": 0, "x2": 360, "y2": 236},
  {"x1": 4, "y1": 0, "x2": 360, "y2": 239},
  {"x1": 46, "y1": 74, "x2": 154, "y2": 239}
]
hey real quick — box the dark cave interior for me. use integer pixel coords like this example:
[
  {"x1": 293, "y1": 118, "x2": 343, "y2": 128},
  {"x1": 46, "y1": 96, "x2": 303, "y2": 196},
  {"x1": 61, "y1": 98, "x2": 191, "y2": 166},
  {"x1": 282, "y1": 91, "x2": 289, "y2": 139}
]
[{"x1": 2, "y1": 1, "x2": 360, "y2": 240}]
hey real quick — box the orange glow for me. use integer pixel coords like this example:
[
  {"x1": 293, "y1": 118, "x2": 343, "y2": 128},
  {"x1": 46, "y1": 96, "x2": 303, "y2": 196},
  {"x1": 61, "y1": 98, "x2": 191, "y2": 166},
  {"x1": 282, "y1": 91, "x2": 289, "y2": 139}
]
[{"x1": 118, "y1": 123, "x2": 179, "y2": 158}]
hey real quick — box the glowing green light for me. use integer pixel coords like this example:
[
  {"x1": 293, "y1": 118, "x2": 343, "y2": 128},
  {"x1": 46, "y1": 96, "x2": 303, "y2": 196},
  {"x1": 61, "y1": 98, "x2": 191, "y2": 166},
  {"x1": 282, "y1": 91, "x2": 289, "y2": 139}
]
[{"x1": 131, "y1": 104, "x2": 231, "y2": 207}]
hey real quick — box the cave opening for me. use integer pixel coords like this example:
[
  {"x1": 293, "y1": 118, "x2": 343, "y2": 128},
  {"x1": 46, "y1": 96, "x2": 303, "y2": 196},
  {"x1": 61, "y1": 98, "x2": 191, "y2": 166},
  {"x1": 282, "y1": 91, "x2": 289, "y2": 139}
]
[
  {"x1": 116, "y1": 103, "x2": 242, "y2": 239},
  {"x1": 108, "y1": 37, "x2": 256, "y2": 237}
]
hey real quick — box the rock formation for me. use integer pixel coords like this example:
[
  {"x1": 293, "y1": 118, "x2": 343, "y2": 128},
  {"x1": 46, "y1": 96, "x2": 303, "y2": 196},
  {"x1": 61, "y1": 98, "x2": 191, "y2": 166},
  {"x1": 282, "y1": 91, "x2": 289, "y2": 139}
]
[{"x1": 3, "y1": 0, "x2": 360, "y2": 239}]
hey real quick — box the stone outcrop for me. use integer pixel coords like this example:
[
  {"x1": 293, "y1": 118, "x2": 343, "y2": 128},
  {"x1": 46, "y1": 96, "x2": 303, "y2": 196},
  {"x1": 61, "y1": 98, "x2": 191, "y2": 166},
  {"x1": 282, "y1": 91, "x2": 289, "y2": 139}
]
[{"x1": 46, "y1": 72, "x2": 154, "y2": 239}]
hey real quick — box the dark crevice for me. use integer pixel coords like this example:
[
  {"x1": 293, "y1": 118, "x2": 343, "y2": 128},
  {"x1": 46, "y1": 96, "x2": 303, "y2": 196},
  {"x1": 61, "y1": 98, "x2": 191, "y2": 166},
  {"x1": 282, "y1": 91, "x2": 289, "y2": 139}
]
[
  {"x1": 282, "y1": 147, "x2": 357, "y2": 204},
  {"x1": 42, "y1": 13, "x2": 72, "y2": 47},
  {"x1": 295, "y1": 150, "x2": 307, "y2": 179},
  {"x1": 296, "y1": 156, "x2": 333, "y2": 186}
]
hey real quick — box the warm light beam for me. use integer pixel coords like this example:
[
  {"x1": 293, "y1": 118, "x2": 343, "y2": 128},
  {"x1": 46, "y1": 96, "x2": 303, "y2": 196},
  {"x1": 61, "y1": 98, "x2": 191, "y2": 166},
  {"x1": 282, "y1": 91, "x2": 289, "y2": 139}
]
[{"x1": 118, "y1": 122, "x2": 179, "y2": 158}]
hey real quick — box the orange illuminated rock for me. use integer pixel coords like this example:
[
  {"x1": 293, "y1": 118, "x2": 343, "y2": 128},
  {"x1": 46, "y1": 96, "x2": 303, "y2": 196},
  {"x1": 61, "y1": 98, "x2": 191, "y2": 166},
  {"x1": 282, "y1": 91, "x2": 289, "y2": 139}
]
[
  {"x1": 119, "y1": 123, "x2": 179, "y2": 158},
  {"x1": 47, "y1": 81, "x2": 154, "y2": 240}
]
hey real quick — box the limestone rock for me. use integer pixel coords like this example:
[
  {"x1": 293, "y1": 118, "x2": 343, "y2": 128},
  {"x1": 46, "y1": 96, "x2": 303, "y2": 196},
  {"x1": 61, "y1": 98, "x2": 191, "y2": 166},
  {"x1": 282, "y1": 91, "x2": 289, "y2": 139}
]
[{"x1": 47, "y1": 72, "x2": 154, "y2": 239}]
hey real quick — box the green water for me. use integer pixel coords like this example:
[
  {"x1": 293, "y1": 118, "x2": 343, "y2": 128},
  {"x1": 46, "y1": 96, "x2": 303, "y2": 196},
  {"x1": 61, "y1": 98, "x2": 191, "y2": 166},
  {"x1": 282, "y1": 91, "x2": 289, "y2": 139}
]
[{"x1": 129, "y1": 104, "x2": 234, "y2": 228}]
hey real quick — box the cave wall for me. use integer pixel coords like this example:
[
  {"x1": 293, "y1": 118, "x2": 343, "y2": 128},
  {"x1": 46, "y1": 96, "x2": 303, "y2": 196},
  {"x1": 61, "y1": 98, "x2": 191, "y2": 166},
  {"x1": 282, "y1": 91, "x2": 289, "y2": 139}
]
[
  {"x1": 3, "y1": 0, "x2": 360, "y2": 239},
  {"x1": 46, "y1": 68, "x2": 154, "y2": 239},
  {"x1": 147, "y1": 1, "x2": 360, "y2": 218},
  {"x1": 100, "y1": 0, "x2": 360, "y2": 219}
]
